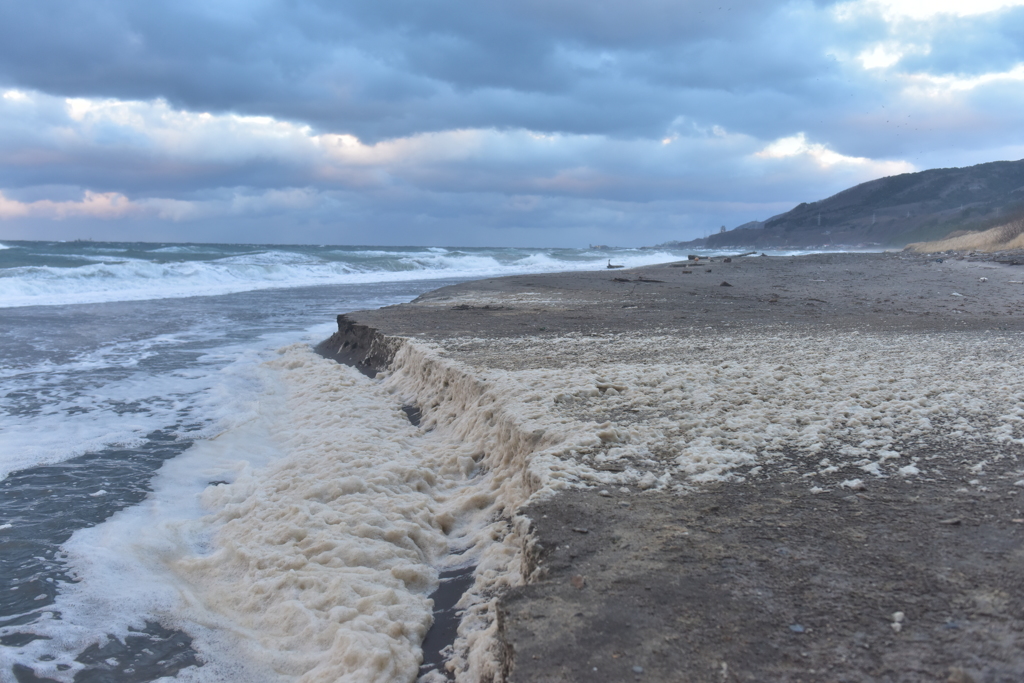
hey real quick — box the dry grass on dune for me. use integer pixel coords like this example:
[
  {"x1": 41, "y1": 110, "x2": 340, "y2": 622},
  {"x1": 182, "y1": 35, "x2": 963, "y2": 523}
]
[{"x1": 906, "y1": 217, "x2": 1024, "y2": 253}]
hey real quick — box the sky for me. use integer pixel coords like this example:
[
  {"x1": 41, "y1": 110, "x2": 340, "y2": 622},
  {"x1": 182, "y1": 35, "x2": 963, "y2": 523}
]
[{"x1": 1, "y1": 0, "x2": 1024, "y2": 247}]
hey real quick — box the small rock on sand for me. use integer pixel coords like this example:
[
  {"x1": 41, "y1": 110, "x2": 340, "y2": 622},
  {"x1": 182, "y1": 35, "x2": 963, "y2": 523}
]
[{"x1": 947, "y1": 667, "x2": 976, "y2": 683}]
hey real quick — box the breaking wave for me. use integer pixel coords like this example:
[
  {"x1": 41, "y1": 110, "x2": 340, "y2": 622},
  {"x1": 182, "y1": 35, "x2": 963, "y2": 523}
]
[{"x1": 0, "y1": 243, "x2": 691, "y2": 308}]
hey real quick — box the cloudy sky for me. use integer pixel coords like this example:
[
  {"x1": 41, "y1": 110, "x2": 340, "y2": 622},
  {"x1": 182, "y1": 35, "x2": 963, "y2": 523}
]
[{"x1": 1, "y1": 0, "x2": 1023, "y2": 247}]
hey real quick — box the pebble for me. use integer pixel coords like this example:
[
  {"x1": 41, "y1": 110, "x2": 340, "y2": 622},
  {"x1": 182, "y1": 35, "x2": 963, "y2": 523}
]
[
  {"x1": 890, "y1": 611, "x2": 905, "y2": 632},
  {"x1": 947, "y1": 667, "x2": 976, "y2": 683},
  {"x1": 632, "y1": 665, "x2": 644, "y2": 674},
  {"x1": 789, "y1": 624, "x2": 805, "y2": 633},
  {"x1": 599, "y1": 490, "x2": 612, "y2": 497}
]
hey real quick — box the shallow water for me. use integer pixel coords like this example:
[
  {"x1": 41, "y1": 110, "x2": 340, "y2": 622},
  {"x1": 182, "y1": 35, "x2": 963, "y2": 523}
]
[{"x1": 0, "y1": 274, "x2": 471, "y2": 681}]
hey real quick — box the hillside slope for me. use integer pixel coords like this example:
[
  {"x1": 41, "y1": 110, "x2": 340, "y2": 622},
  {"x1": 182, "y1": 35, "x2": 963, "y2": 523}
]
[{"x1": 676, "y1": 158, "x2": 1024, "y2": 249}]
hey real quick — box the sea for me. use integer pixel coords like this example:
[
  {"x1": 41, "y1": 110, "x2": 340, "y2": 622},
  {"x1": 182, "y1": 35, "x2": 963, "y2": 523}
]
[{"x1": 0, "y1": 240, "x2": 800, "y2": 682}]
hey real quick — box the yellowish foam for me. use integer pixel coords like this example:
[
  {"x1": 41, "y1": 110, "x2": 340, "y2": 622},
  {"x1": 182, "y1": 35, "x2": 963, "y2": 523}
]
[{"x1": 20, "y1": 330, "x2": 1022, "y2": 682}]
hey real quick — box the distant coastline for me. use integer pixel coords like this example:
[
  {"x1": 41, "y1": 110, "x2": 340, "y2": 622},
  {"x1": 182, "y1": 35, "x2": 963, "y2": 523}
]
[{"x1": 656, "y1": 157, "x2": 1024, "y2": 251}]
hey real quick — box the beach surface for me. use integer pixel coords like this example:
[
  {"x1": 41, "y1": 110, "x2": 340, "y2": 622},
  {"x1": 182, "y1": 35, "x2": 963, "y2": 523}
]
[{"x1": 319, "y1": 252, "x2": 1024, "y2": 682}]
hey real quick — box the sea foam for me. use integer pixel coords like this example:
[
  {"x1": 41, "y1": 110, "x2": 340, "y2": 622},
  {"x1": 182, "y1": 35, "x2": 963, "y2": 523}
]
[
  {"x1": 8, "y1": 328, "x2": 1023, "y2": 682},
  {"x1": 0, "y1": 248, "x2": 689, "y2": 308}
]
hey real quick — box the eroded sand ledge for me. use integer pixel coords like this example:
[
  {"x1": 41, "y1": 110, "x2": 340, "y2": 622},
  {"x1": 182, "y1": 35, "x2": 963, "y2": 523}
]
[{"x1": 319, "y1": 252, "x2": 1024, "y2": 682}]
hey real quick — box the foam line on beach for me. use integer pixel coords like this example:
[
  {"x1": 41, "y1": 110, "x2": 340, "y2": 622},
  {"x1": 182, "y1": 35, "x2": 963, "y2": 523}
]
[
  {"x1": 7, "y1": 325, "x2": 1024, "y2": 682},
  {"x1": 429, "y1": 329, "x2": 1024, "y2": 489},
  {"x1": 362, "y1": 326, "x2": 1024, "y2": 679},
  {"x1": 2, "y1": 337, "x2": 571, "y2": 682}
]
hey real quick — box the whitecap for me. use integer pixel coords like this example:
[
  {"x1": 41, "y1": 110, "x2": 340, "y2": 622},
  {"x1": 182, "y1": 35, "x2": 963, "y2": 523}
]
[{"x1": 0, "y1": 245, "x2": 709, "y2": 308}]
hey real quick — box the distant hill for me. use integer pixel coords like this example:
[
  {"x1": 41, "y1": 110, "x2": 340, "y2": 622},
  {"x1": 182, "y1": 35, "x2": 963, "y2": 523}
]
[{"x1": 663, "y1": 158, "x2": 1024, "y2": 249}]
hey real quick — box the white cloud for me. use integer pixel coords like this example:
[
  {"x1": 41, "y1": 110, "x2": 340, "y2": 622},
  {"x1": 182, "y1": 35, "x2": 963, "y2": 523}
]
[
  {"x1": 837, "y1": 0, "x2": 1024, "y2": 20},
  {"x1": 887, "y1": 0, "x2": 1024, "y2": 18},
  {"x1": 856, "y1": 40, "x2": 933, "y2": 71},
  {"x1": 0, "y1": 190, "x2": 139, "y2": 220},
  {"x1": 0, "y1": 187, "x2": 329, "y2": 222},
  {"x1": 55, "y1": 95, "x2": 316, "y2": 163},
  {"x1": 901, "y1": 63, "x2": 1024, "y2": 97},
  {"x1": 857, "y1": 44, "x2": 905, "y2": 69},
  {"x1": 755, "y1": 133, "x2": 914, "y2": 175}
]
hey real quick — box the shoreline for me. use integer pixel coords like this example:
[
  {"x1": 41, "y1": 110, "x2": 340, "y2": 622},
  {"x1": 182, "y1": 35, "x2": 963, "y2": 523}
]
[{"x1": 318, "y1": 252, "x2": 1024, "y2": 682}]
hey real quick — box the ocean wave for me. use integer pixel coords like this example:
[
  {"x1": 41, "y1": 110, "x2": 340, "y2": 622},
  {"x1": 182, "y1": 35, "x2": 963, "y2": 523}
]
[
  {"x1": 149, "y1": 245, "x2": 221, "y2": 254},
  {"x1": 212, "y1": 250, "x2": 328, "y2": 266},
  {"x1": 0, "y1": 247, "x2": 693, "y2": 308}
]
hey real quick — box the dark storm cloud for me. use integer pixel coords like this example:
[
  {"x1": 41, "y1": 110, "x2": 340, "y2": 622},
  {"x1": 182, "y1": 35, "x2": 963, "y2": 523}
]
[
  {"x1": 2, "y1": 1, "x2": 1021, "y2": 147},
  {"x1": 0, "y1": 0, "x2": 850, "y2": 142},
  {"x1": 2, "y1": 0, "x2": 1024, "y2": 245}
]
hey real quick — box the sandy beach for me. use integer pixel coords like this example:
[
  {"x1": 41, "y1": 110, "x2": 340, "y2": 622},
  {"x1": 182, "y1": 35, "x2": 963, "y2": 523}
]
[{"x1": 318, "y1": 251, "x2": 1024, "y2": 682}]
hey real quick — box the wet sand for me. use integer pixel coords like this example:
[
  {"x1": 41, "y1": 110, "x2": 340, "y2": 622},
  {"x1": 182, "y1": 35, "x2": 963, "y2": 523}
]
[
  {"x1": 326, "y1": 251, "x2": 1024, "y2": 343},
  {"x1": 321, "y1": 252, "x2": 1024, "y2": 682}
]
